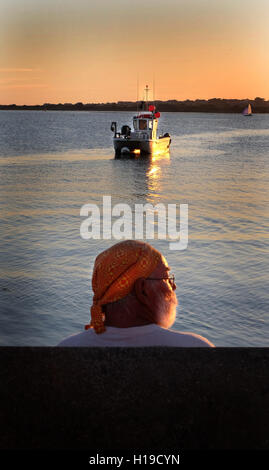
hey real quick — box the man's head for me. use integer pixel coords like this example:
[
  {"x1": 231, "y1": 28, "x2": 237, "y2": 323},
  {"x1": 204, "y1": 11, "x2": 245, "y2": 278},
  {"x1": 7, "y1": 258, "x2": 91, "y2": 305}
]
[
  {"x1": 85, "y1": 240, "x2": 178, "y2": 333},
  {"x1": 133, "y1": 253, "x2": 177, "y2": 328}
]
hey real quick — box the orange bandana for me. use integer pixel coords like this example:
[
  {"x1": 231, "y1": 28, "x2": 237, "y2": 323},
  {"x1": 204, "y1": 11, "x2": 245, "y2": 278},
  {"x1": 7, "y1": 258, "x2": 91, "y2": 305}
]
[{"x1": 85, "y1": 240, "x2": 162, "y2": 334}]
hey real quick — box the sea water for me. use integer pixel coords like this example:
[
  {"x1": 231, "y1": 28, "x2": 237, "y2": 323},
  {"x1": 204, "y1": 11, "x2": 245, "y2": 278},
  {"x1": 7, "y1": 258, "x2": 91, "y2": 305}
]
[{"x1": 0, "y1": 110, "x2": 268, "y2": 346}]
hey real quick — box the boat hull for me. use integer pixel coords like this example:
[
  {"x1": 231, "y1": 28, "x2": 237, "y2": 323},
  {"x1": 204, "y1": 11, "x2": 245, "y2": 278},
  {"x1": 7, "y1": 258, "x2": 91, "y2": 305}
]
[{"x1": 113, "y1": 137, "x2": 171, "y2": 156}]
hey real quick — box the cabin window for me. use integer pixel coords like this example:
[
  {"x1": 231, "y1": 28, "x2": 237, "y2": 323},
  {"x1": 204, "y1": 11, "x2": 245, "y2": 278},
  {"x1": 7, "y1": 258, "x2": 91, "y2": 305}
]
[
  {"x1": 148, "y1": 120, "x2": 153, "y2": 129},
  {"x1": 139, "y1": 119, "x2": 147, "y2": 130},
  {"x1": 133, "y1": 119, "x2": 138, "y2": 130}
]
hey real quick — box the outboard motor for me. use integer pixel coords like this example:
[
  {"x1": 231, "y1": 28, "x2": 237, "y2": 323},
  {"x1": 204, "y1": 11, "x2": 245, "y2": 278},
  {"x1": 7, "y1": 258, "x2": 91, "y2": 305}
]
[
  {"x1": 121, "y1": 125, "x2": 131, "y2": 137},
  {"x1": 111, "y1": 121, "x2": 117, "y2": 136}
]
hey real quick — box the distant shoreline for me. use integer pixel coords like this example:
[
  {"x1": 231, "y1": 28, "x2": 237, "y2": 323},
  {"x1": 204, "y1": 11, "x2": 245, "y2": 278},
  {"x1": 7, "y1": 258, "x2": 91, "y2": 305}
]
[{"x1": 0, "y1": 98, "x2": 269, "y2": 113}]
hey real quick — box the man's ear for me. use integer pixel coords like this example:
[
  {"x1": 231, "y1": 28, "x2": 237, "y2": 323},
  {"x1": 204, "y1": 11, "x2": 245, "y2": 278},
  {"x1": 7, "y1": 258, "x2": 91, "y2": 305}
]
[{"x1": 134, "y1": 277, "x2": 150, "y2": 306}]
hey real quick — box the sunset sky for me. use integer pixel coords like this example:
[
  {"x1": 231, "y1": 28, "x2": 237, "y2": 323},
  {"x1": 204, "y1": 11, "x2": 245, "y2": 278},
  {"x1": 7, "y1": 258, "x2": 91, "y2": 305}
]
[{"x1": 1, "y1": 0, "x2": 269, "y2": 105}]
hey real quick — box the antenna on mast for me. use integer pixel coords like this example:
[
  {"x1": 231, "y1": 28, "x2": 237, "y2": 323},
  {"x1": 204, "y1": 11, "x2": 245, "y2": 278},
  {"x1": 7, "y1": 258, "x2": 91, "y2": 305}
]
[
  {"x1": 144, "y1": 84, "x2": 149, "y2": 110},
  {"x1": 136, "y1": 73, "x2": 139, "y2": 113}
]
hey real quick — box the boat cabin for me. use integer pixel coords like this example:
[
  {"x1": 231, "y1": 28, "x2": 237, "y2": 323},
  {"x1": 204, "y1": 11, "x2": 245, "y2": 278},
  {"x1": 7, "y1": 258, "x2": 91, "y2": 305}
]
[{"x1": 132, "y1": 113, "x2": 159, "y2": 140}]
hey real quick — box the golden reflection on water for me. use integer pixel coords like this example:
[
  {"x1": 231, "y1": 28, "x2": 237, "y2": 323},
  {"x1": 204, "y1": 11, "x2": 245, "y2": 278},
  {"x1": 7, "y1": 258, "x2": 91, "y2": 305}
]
[
  {"x1": 146, "y1": 151, "x2": 170, "y2": 195},
  {"x1": 0, "y1": 150, "x2": 112, "y2": 166}
]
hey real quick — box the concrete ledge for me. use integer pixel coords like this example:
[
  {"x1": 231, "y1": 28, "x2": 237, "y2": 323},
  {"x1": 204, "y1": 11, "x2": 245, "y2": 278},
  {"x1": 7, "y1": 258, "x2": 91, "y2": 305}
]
[{"x1": 0, "y1": 347, "x2": 268, "y2": 450}]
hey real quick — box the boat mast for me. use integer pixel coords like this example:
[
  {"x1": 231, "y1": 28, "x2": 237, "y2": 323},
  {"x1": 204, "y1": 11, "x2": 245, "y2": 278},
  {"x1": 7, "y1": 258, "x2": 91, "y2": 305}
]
[
  {"x1": 144, "y1": 85, "x2": 149, "y2": 110},
  {"x1": 136, "y1": 73, "x2": 139, "y2": 113}
]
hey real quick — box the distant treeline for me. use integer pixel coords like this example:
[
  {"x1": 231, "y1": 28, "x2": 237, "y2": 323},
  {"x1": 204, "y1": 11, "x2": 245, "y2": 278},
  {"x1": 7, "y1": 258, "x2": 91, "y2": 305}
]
[{"x1": 0, "y1": 97, "x2": 268, "y2": 113}]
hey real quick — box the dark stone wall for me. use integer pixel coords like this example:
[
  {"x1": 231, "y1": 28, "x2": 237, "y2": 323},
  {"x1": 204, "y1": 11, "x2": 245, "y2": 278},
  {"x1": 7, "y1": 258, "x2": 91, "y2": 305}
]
[{"x1": 0, "y1": 347, "x2": 268, "y2": 450}]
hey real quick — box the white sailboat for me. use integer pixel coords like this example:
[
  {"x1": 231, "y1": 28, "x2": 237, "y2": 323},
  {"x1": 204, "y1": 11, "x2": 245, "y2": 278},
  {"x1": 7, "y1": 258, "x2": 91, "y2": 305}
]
[{"x1": 242, "y1": 103, "x2": 252, "y2": 116}]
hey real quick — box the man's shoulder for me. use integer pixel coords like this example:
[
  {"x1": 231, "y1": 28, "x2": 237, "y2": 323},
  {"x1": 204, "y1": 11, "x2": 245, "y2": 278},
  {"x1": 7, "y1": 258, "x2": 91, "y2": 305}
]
[
  {"x1": 57, "y1": 330, "x2": 92, "y2": 347},
  {"x1": 153, "y1": 325, "x2": 215, "y2": 347}
]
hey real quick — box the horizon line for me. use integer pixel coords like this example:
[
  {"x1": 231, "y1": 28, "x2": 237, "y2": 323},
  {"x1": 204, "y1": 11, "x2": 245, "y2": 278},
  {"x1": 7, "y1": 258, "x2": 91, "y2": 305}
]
[{"x1": 0, "y1": 97, "x2": 268, "y2": 107}]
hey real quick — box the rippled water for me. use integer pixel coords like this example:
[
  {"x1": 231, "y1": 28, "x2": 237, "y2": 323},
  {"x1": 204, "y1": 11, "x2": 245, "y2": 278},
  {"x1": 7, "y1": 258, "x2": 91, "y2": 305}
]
[{"x1": 0, "y1": 110, "x2": 268, "y2": 346}]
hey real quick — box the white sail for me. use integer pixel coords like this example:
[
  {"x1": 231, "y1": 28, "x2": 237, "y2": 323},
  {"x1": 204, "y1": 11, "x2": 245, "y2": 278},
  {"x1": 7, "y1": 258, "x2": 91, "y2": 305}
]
[{"x1": 243, "y1": 104, "x2": 252, "y2": 116}]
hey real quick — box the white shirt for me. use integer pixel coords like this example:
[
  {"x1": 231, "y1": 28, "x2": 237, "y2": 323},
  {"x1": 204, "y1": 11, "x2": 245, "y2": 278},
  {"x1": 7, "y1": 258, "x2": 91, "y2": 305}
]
[{"x1": 57, "y1": 324, "x2": 214, "y2": 347}]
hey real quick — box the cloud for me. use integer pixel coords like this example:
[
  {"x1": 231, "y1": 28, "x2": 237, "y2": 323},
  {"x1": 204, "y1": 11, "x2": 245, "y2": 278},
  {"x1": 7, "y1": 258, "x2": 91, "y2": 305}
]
[
  {"x1": 0, "y1": 83, "x2": 48, "y2": 89},
  {"x1": 0, "y1": 68, "x2": 41, "y2": 72}
]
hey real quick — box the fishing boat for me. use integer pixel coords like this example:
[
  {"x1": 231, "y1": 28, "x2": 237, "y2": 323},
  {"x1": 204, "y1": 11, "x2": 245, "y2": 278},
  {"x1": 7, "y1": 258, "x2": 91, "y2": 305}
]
[
  {"x1": 242, "y1": 103, "x2": 252, "y2": 116},
  {"x1": 110, "y1": 86, "x2": 171, "y2": 156}
]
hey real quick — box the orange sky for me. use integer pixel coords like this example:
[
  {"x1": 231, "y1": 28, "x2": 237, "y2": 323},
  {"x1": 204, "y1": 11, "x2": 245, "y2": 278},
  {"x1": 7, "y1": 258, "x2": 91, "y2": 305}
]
[{"x1": 1, "y1": 0, "x2": 269, "y2": 105}]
